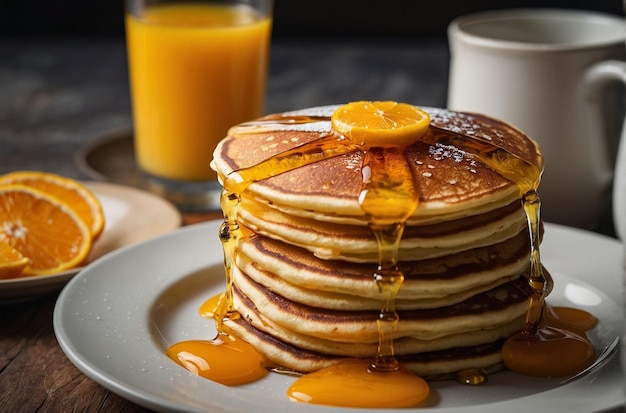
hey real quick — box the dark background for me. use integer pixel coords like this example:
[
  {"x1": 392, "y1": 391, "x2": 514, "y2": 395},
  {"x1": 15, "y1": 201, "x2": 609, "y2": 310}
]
[{"x1": 0, "y1": 0, "x2": 623, "y2": 39}]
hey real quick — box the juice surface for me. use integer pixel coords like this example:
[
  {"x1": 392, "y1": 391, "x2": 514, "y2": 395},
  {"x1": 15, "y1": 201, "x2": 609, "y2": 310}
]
[{"x1": 126, "y1": 3, "x2": 271, "y2": 181}]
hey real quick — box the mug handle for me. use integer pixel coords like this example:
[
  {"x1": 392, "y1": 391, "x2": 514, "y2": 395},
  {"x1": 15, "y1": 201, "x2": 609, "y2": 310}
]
[{"x1": 584, "y1": 60, "x2": 626, "y2": 239}]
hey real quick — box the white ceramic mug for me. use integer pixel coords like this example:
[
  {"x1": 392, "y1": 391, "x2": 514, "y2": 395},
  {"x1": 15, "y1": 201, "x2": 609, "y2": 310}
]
[{"x1": 447, "y1": 9, "x2": 626, "y2": 236}]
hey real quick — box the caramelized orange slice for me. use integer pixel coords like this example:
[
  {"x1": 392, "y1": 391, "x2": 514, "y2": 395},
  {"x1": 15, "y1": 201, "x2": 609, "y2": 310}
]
[
  {"x1": 0, "y1": 171, "x2": 105, "y2": 240},
  {"x1": 0, "y1": 185, "x2": 92, "y2": 276},
  {"x1": 331, "y1": 101, "x2": 430, "y2": 147},
  {"x1": 0, "y1": 241, "x2": 30, "y2": 279}
]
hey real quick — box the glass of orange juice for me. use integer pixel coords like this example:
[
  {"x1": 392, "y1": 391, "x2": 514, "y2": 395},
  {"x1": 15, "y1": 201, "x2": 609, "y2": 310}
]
[{"x1": 125, "y1": 0, "x2": 273, "y2": 211}]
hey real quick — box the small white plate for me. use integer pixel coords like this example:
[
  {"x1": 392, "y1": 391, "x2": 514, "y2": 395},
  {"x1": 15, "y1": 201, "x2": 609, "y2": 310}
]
[
  {"x1": 53, "y1": 222, "x2": 625, "y2": 412},
  {"x1": 0, "y1": 181, "x2": 181, "y2": 303}
]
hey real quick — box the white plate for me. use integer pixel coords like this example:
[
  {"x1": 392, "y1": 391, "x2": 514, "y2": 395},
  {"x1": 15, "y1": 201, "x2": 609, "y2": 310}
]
[
  {"x1": 53, "y1": 222, "x2": 625, "y2": 413},
  {"x1": 0, "y1": 181, "x2": 181, "y2": 303}
]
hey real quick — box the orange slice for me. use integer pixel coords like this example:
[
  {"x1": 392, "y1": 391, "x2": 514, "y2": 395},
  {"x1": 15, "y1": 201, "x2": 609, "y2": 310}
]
[
  {"x1": 0, "y1": 171, "x2": 104, "y2": 240},
  {"x1": 0, "y1": 185, "x2": 92, "y2": 276},
  {"x1": 331, "y1": 101, "x2": 430, "y2": 147},
  {"x1": 0, "y1": 241, "x2": 30, "y2": 279}
]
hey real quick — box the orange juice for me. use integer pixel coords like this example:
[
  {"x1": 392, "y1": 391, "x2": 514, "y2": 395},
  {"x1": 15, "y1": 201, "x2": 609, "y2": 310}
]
[{"x1": 126, "y1": 3, "x2": 272, "y2": 181}]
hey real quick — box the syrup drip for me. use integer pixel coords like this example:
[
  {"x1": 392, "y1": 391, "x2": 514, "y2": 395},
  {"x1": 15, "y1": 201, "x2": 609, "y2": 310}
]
[
  {"x1": 360, "y1": 147, "x2": 418, "y2": 371},
  {"x1": 425, "y1": 126, "x2": 595, "y2": 377},
  {"x1": 456, "y1": 368, "x2": 487, "y2": 385},
  {"x1": 501, "y1": 304, "x2": 597, "y2": 377},
  {"x1": 424, "y1": 128, "x2": 547, "y2": 329},
  {"x1": 198, "y1": 291, "x2": 224, "y2": 318},
  {"x1": 167, "y1": 108, "x2": 599, "y2": 405}
]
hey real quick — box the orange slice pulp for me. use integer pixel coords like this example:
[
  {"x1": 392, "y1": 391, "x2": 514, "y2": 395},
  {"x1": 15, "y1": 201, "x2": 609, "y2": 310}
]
[
  {"x1": 0, "y1": 241, "x2": 30, "y2": 279},
  {"x1": 331, "y1": 101, "x2": 430, "y2": 147},
  {"x1": 0, "y1": 185, "x2": 93, "y2": 276},
  {"x1": 0, "y1": 170, "x2": 105, "y2": 240}
]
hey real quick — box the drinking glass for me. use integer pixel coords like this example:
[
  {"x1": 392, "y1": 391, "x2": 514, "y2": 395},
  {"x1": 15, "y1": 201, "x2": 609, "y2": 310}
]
[{"x1": 125, "y1": 0, "x2": 273, "y2": 210}]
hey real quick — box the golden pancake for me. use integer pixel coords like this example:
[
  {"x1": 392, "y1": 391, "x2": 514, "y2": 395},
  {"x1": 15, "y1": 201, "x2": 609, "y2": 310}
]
[
  {"x1": 237, "y1": 196, "x2": 528, "y2": 262},
  {"x1": 235, "y1": 261, "x2": 515, "y2": 311},
  {"x1": 232, "y1": 270, "x2": 530, "y2": 343},
  {"x1": 224, "y1": 315, "x2": 509, "y2": 378},
  {"x1": 211, "y1": 105, "x2": 542, "y2": 223},
  {"x1": 229, "y1": 296, "x2": 525, "y2": 359},
  {"x1": 236, "y1": 228, "x2": 533, "y2": 307},
  {"x1": 225, "y1": 294, "x2": 521, "y2": 378}
]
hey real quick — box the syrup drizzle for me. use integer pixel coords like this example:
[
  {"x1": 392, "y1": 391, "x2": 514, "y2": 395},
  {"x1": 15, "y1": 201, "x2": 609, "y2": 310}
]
[
  {"x1": 166, "y1": 107, "x2": 598, "y2": 406},
  {"x1": 360, "y1": 147, "x2": 418, "y2": 371}
]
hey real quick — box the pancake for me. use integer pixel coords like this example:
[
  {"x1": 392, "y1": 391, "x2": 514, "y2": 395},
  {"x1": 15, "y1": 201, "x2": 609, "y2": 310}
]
[
  {"x1": 236, "y1": 226, "x2": 533, "y2": 307},
  {"x1": 232, "y1": 270, "x2": 530, "y2": 343},
  {"x1": 235, "y1": 259, "x2": 517, "y2": 311},
  {"x1": 228, "y1": 286, "x2": 525, "y2": 358},
  {"x1": 225, "y1": 315, "x2": 510, "y2": 378},
  {"x1": 210, "y1": 103, "x2": 543, "y2": 379},
  {"x1": 212, "y1": 105, "x2": 542, "y2": 223},
  {"x1": 226, "y1": 284, "x2": 522, "y2": 379},
  {"x1": 237, "y1": 195, "x2": 528, "y2": 262}
]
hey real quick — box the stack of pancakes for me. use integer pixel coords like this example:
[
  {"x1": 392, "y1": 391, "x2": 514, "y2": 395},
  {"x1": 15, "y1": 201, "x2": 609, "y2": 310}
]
[{"x1": 211, "y1": 105, "x2": 543, "y2": 379}]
